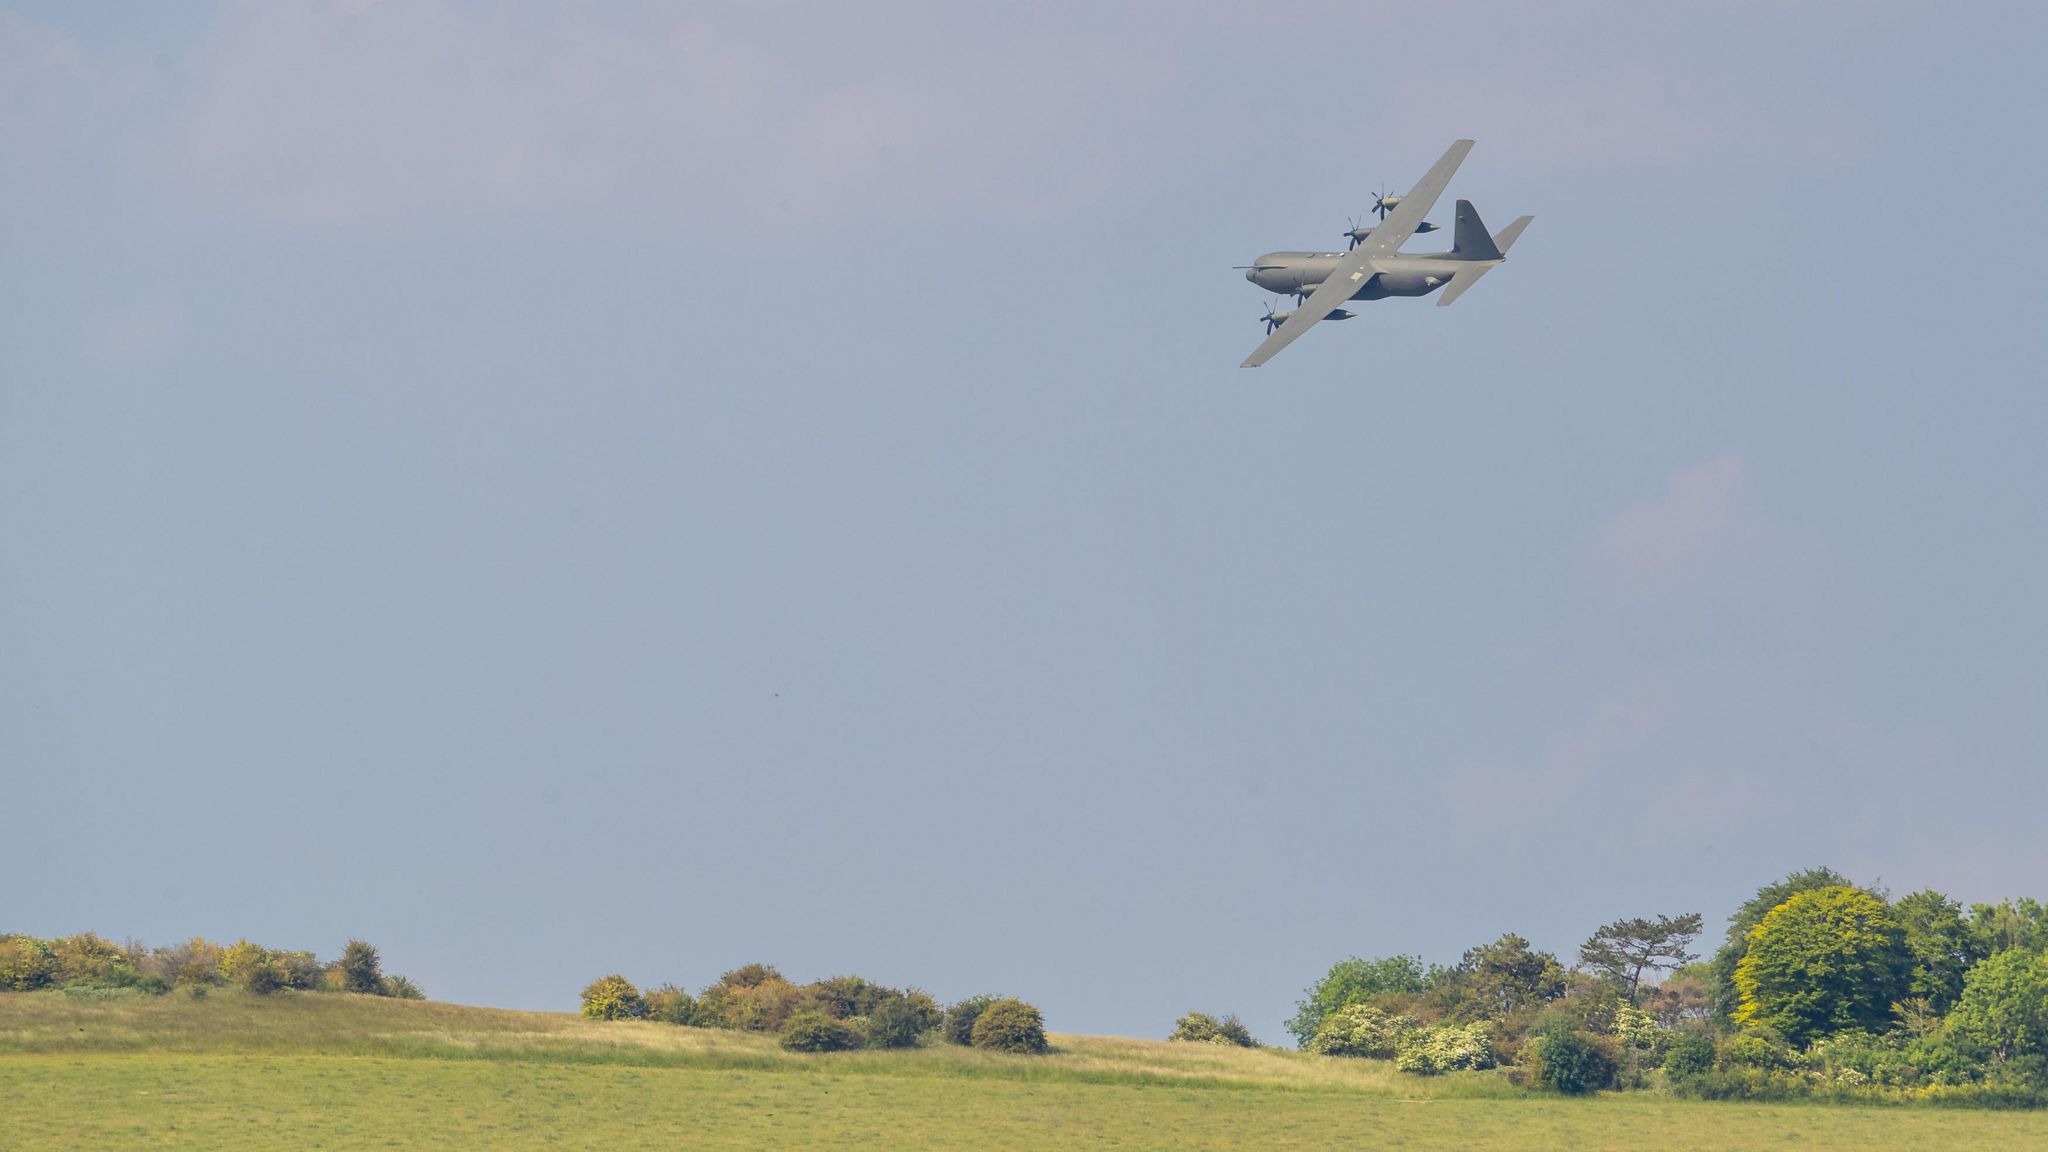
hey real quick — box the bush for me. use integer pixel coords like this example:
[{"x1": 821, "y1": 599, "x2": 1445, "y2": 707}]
[
  {"x1": 580, "y1": 974, "x2": 648, "y2": 1021},
  {"x1": 49, "y1": 933, "x2": 134, "y2": 986},
  {"x1": 970, "y1": 998, "x2": 1048, "y2": 1054},
  {"x1": 944, "y1": 994, "x2": 999, "y2": 1046},
  {"x1": 697, "y1": 972, "x2": 804, "y2": 1032},
  {"x1": 0, "y1": 936, "x2": 58, "y2": 991},
  {"x1": 781, "y1": 1009, "x2": 864, "y2": 1053},
  {"x1": 1394, "y1": 1022, "x2": 1496, "y2": 1075},
  {"x1": 866, "y1": 993, "x2": 938, "y2": 1049},
  {"x1": 159, "y1": 938, "x2": 225, "y2": 987},
  {"x1": 276, "y1": 951, "x2": 325, "y2": 991},
  {"x1": 644, "y1": 983, "x2": 700, "y2": 1026},
  {"x1": 1719, "y1": 1028, "x2": 1796, "y2": 1072},
  {"x1": 1172, "y1": 1011, "x2": 1259, "y2": 1048},
  {"x1": 1662, "y1": 1030, "x2": 1716, "y2": 1081},
  {"x1": 337, "y1": 940, "x2": 383, "y2": 994},
  {"x1": 1286, "y1": 955, "x2": 1430, "y2": 1047},
  {"x1": 1306, "y1": 1004, "x2": 1415, "y2": 1058},
  {"x1": 381, "y1": 975, "x2": 425, "y2": 1000},
  {"x1": 1533, "y1": 1023, "x2": 1617, "y2": 1095}
]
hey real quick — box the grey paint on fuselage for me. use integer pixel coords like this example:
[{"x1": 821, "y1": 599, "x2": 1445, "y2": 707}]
[{"x1": 1246, "y1": 250, "x2": 1473, "y2": 301}]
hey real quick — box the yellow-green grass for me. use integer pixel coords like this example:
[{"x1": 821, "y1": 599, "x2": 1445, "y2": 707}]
[{"x1": 4, "y1": 990, "x2": 2044, "y2": 1150}]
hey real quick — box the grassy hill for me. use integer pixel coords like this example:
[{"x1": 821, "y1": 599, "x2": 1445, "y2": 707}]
[{"x1": 4, "y1": 988, "x2": 2043, "y2": 1150}]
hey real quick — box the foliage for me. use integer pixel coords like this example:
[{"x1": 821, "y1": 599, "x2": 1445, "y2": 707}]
[
  {"x1": 1577, "y1": 913, "x2": 1703, "y2": 1001},
  {"x1": 337, "y1": 940, "x2": 383, "y2": 995},
  {"x1": 1284, "y1": 955, "x2": 1428, "y2": 1048},
  {"x1": 1894, "y1": 889, "x2": 1986, "y2": 1014},
  {"x1": 160, "y1": 938, "x2": 227, "y2": 987},
  {"x1": 218, "y1": 940, "x2": 291, "y2": 994},
  {"x1": 643, "y1": 984, "x2": 700, "y2": 1026},
  {"x1": 1641, "y1": 962, "x2": 1711, "y2": 1026},
  {"x1": 1531, "y1": 1020, "x2": 1616, "y2": 1095},
  {"x1": 1970, "y1": 899, "x2": 2048, "y2": 955},
  {"x1": 1732, "y1": 886, "x2": 1909, "y2": 1045},
  {"x1": 579, "y1": 974, "x2": 647, "y2": 1021},
  {"x1": 0, "y1": 937, "x2": 59, "y2": 992},
  {"x1": 779, "y1": 1009, "x2": 864, "y2": 1053},
  {"x1": 970, "y1": 998, "x2": 1048, "y2": 1054},
  {"x1": 1709, "y1": 866, "x2": 1854, "y2": 1022},
  {"x1": 1661, "y1": 1029, "x2": 1716, "y2": 1080},
  {"x1": 865, "y1": 993, "x2": 940, "y2": 1049},
  {"x1": 943, "y1": 994, "x2": 999, "y2": 1046},
  {"x1": 1305, "y1": 1004, "x2": 1415, "y2": 1058},
  {"x1": 1169, "y1": 1011, "x2": 1257, "y2": 1047},
  {"x1": 1945, "y1": 947, "x2": 2048, "y2": 1064},
  {"x1": 1430, "y1": 934, "x2": 1565, "y2": 1022},
  {"x1": 696, "y1": 971, "x2": 803, "y2": 1032},
  {"x1": 49, "y1": 934, "x2": 135, "y2": 986},
  {"x1": 381, "y1": 975, "x2": 426, "y2": 1000},
  {"x1": 1719, "y1": 1028, "x2": 1796, "y2": 1072},
  {"x1": 1394, "y1": 1021, "x2": 1495, "y2": 1075}
]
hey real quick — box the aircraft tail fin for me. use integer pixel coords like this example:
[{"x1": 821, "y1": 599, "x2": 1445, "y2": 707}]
[
  {"x1": 1451, "y1": 199, "x2": 1502, "y2": 261},
  {"x1": 1491, "y1": 215, "x2": 1533, "y2": 254}
]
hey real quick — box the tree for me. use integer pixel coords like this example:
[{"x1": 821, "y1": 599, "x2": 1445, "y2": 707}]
[
  {"x1": 970, "y1": 998, "x2": 1048, "y2": 1054},
  {"x1": 0, "y1": 936, "x2": 57, "y2": 991},
  {"x1": 1170, "y1": 1011, "x2": 1257, "y2": 1047},
  {"x1": 1532, "y1": 1019, "x2": 1617, "y2": 1095},
  {"x1": 337, "y1": 939, "x2": 383, "y2": 995},
  {"x1": 780, "y1": 1009, "x2": 863, "y2": 1052},
  {"x1": 1893, "y1": 889, "x2": 1985, "y2": 1014},
  {"x1": 1436, "y1": 934, "x2": 1566, "y2": 1021},
  {"x1": 1969, "y1": 898, "x2": 2048, "y2": 955},
  {"x1": 1305, "y1": 1004, "x2": 1415, "y2": 1058},
  {"x1": 644, "y1": 984, "x2": 700, "y2": 1026},
  {"x1": 865, "y1": 992, "x2": 941, "y2": 1049},
  {"x1": 1709, "y1": 867, "x2": 1853, "y2": 1022},
  {"x1": 1732, "y1": 886, "x2": 1909, "y2": 1046},
  {"x1": 1578, "y1": 913, "x2": 1703, "y2": 1001},
  {"x1": 1945, "y1": 948, "x2": 2048, "y2": 1064},
  {"x1": 1285, "y1": 955, "x2": 1428, "y2": 1047},
  {"x1": 943, "y1": 994, "x2": 999, "y2": 1046},
  {"x1": 580, "y1": 974, "x2": 648, "y2": 1021}
]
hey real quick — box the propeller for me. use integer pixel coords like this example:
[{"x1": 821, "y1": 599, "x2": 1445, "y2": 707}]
[
  {"x1": 1343, "y1": 216, "x2": 1371, "y2": 251},
  {"x1": 1260, "y1": 298, "x2": 1291, "y2": 334},
  {"x1": 1370, "y1": 185, "x2": 1402, "y2": 219}
]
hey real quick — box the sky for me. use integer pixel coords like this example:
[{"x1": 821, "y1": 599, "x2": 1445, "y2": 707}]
[{"x1": 4, "y1": 1, "x2": 2046, "y2": 1042}]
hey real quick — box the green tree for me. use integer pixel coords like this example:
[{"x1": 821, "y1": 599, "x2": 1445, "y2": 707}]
[
  {"x1": 943, "y1": 994, "x2": 999, "y2": 1046},
  {"x1": 1732, "y1": 886, "x2": 1909, "y2": 1046},
  {"x1": 1578, "y1": 913, "x2": 1703, "y2": 1001},
  {"x1": 1436, "y1": 934, "x2": 1566, "y2": 1021},
  {"x1": 1532, "y1": 1019, "x2": 1617, "y2": 1095},
  {"x1": 1945, "y1": 948, "x2": 2048, "y2": 1064},
  {"x1": 1893, "y1": 889, "x2": 1985, "y2": 1014},
  {"x1": 1969, "y1": 898, "x2": 2048, "y2": 955},
  {"x1": 970, "y1": 998, "x2": 1048, "y2": 1054},
  {"x1": 337, "y1": 939, "x2": 383, "y2": 995},
  {"x1": 1285, "y1": 955, "x2": 1428, "y2": 1047},
  {"x1": 579, "y1": 974, "x2": 647, "y2": 1021},
  {"x1": 780, "y1": 1009, "x2": 863, "y2": 1052},
  {"x1": 1305, "y1": 1003, "x2": 1416, "y2": 1058},
  {"x1": 0, "y1": 936, "x2": 58, "y2": 991},
  {"x1": 1710, "y1": 867, "x2": 1853, "y2": 1022}
]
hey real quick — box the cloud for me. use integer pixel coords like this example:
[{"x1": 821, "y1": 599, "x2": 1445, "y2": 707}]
[{"x1": 1585, "y1": 454, "x2": 1763, "y2": 603}]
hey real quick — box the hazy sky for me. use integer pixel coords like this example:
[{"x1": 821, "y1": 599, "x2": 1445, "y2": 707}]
[{"x1": 5, "y1": 1, "x2": 2046, "y2": 1041}]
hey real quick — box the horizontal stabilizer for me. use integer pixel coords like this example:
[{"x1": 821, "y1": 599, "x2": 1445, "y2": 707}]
[
  {"x1": 1434, "y1": 265, "x2": 1495, "y2": 307},
  {"x1": 1492, "y1": 215, "x2": 1533, "y2": 253}
]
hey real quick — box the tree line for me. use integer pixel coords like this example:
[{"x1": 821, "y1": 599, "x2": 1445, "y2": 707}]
[
  {"x1": 1261, "y1": 869, "x2": 2048, "y2": 1102},
  {"x1": 578, "y1": 964, "x2": 1048, "y2": 1055},
  {"x1": 0, "y1": 932, "x2": 423, "y2": 1000}
]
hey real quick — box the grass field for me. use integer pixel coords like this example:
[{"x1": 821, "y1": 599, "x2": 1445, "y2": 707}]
[{"x1": 4, "y1": 990, "x2": 2043, "y2": 1150}]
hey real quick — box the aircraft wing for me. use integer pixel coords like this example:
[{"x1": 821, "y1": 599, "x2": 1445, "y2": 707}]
[{"x1": 1240, "y1": 139, "x2": 1474, "y2": 368}]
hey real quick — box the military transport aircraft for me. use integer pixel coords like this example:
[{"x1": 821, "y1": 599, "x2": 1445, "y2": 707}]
[{"x1": 1238, "y1": 139, "x2": 1531, "y2": 367}]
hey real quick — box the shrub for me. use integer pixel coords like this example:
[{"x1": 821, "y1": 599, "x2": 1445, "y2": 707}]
[
  {"x1": 697, "y1": 973, "x2": 803, "y2": 1032},
  {"x1": 1661, "y1": 1030, "x2": 1716, "y2": 1081},
  {"x1": 781, "y1": 1009, "x2": 864, "y2": 1053},
  {"x1": 381, "y1": 975, "x2": 425, "y2": 1000},
  {"x1": 1946, "y1": 946, "x2": 2048, "y2": 1064},
  {"x1": 1172, "y1": 1011, "x2": 1259, "y2": 1048},
  {"x1": 716, "y1": 963, "x2": 784, "y2": 990},
  {"x1": 866, "y1": 993, "x2": 937, "y2": 1049},
  {"x1": 970, "y1": 998, "x2": 1048, "y2": 1054},
  {"x1": 1286, "y1": 955, "x2": 1430, "y2": 1047},
  {"x1": 1394, "y1": 1022, "x2": 1496, "y2": 1075},
  {"x1": 1532, "y1": 1023, "x2": 1617, "y2": 1095},
  {"x1": 644, "y1": 983, "x2": 700, "y2": 1026},
  {"x1": 49, "y1": 933, "x2": 133, "y2": 986},
  {"x1": 336, "y1": 940, "x2": 384, "y2": 994},
  {"x1": 803, "y1": 975, "x2": 886, "y2": 1020},
  {"x1": 943, "y1": 994, "x2": 999, "y2": 1046},
  {"x1": 276, "y1": 951, "x2": 325, "y2": 991},
  {"x1": 1719, "y1": 1028, "x2": 1796, "y2": 1072},
  {"x1": 580, "y1": 974, "x2": 648, "y2": 1021},
  {"x1": 1306, "y1": 1004, "x2": 1415, "y2": 1058},
  {"x1": 159, "y1": 938, "x2": 225, "y2": 987},
  {"x1": 0, "y1": 936, "x2": 58, "y2": 991}
]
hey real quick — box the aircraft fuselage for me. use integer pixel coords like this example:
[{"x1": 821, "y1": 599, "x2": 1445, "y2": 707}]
[{"x1": 1244, "y1": 251, "x2": 1491, "y2": 301}]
